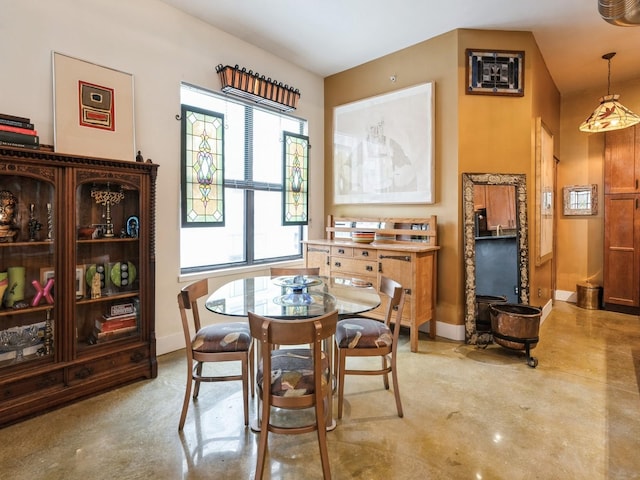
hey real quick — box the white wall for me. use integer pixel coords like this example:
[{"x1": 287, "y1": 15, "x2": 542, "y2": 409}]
[{"x1": 0, "y1": 0, "x2": 325, "y2": 354}]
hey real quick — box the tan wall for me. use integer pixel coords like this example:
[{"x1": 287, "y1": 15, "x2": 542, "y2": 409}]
[
  {"x1": 557, "y1": 77, "x2": 640, "y2": 293},
  {"x1": 325, "y1": 29, "x2": 560, "y2": 331},
  {"x1": 324, "y1": 30, "x2": 461, "y2": 327}
]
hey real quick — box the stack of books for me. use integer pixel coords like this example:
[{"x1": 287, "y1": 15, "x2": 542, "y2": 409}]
[
  {"x1": 0, "y1": 113, "x2": 39, "y2": 150},
  {"x1": 87, "y1": 307, "x2": 138, "y2": 344}
]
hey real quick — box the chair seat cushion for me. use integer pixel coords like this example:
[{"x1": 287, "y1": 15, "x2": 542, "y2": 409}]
[
  {"x1": 192, "y1": 322, "x2": 252, "y2": 353},
  {"x1": 336, "y1": 317, "x2": 392, "y2": 348},
  {"x1": 257, "y1": 348, "x2": 329, "y2": 397}
]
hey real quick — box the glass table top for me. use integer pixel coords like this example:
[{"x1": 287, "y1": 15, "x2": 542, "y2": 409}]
[{"x1": 205, "y1": 275, "x2": 380, "y2": 319}]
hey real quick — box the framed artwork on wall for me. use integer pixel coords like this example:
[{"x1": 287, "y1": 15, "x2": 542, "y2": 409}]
[
  {"x1": 466, "y1": 49, "x2": 524, "y2": 96},
  {"x1": 333, "y1": 82, "x2": 435, "y2": 205},
  {"x1": 52, "y1": 52, "x2": 135, "y2": 161}
]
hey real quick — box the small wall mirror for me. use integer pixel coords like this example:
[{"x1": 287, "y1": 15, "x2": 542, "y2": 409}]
[{"x1": 563, "y1": 184, "x2": 598, "y2": 216}]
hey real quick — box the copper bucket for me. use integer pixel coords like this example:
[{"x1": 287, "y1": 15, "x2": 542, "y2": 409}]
[
  {"x1": 489, "y1": 303, "x2": 541, "y2": 367},
  {"x1": 475, "y1": 295, "x2": 507, "y2": 332}
]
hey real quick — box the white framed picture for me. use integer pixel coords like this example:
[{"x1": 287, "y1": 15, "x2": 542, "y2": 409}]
[
  {"x1": 52, "y1": 52, "x2": 135, "y2": 161},
  {"x1": 333, "y1": 82, "x2": 435, "y2": 204}
]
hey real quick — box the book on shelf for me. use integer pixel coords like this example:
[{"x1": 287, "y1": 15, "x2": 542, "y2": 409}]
[
  {"x1": 95, "y1": 314, "x2": 137, "y2": 333},
  {"x1": 0, "y1": 113, "x2": 31, "y2": 124},
  {"x1": 0, "y1": 140, "x2": 39, "y2": 150},
  {"x1": 0, "y1": 124, "x2": 37, "y2": 136},
  {"x1": 0, "y1": 130, "x2": 38, "y2": 146},
  {"x1": 0, "y1": 117, "x2": 35, "y2": 130},
  {"x1": 87, "y1": 325, "x2": 138, "y2": 344}
]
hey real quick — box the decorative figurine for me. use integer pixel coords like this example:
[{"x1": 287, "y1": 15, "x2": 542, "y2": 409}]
[
  {"x1": 0, "y1": 190, "x2": 18, "y2": 242},
  {"x1": 46, "y1": 203, "x2": 52, "y2": 241},
  {"x1": 91, "y1": 272, "x2": 101, "y2": 299},
  {"x1": 91, "y1": 184, "x2": 124, "y2": 238},
  {"x1": 27, "y1": 203, "x2": 42, "y2": 241},
  {"x1": 136, "y1": 150, "x2": 144, "y2": 163},
  {"x1": 31, "y1": 278, "x2": 54, "y2": 306}
]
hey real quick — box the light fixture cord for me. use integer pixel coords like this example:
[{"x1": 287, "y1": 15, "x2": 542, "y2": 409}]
[{"x1": 607, "y1": 57, "x2": 611, "y2": 96}]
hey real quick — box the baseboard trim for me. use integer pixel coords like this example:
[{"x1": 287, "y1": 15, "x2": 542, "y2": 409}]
[{"x1": 555, "y1": 289, "x2": 576, "y2": 303}]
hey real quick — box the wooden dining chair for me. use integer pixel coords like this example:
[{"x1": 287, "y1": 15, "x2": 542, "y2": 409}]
[
  {"x1": 269, "y1": 266, "x2": 320, "y2": 277},
  {"x1": 334, "y1": 275, "x2": 406, "y2": 419},
  {"x1": 248, "y1": 309, "x2": 339, "y2": 480},
  {"x1": 177, "y1": 278, "x2": 253, "y2": 430}
]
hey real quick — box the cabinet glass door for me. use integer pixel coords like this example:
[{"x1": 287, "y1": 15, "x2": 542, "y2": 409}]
[
  {"x1": 75, "y1": 178, "x2": 141, "y2": 352},
  {"x1": 0, "y1": 172, "x2": 56, "y2": 368}
]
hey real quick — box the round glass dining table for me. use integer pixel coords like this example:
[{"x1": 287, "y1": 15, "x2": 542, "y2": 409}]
[
  {"x1": 205, "y1": 274, "x2": 381, "y2": 319},
  {"x1": 205, "y1": 274, "x2": 380, "y2": 432}
]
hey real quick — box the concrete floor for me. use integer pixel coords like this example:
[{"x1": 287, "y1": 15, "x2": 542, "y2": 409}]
[{"x1": 1, "y1": 300, "x2": 639, "y2": 479}]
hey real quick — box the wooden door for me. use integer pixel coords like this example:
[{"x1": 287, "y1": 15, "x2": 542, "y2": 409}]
[
  {"x1": 605, "y1": 126, "x2": 640, "y2": 194},
  {"x1": 604, "y1": 194, "x2": 640, "y2": 307}
]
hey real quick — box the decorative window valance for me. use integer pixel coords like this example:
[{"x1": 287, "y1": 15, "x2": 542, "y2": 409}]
[{"x1": 215, "y1": 64, "x2": 300, "y2": 112}]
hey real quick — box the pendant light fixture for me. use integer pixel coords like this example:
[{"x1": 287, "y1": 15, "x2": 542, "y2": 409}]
[{"x1": 579, "y1": 52, "x2": 640, "y2": 133}]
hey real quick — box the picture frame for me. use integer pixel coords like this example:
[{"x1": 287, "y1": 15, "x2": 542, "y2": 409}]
[
  {"x1": 563, "y1": 184, "x2": 598, "y2": 216},
  {"x1": 40, "y1": 267, "x2": 55, "y2": 286},
  {"x1": 535, "y1": 118, "x2": 555, "y2": 266},
  {"x1": 76, "y1": 265, "x2": 85, "y2": 298},
  {"x1": 465, "y1": 49, "x2": 524, "y2": 96},
  {"x1": 333, "y1": 82, "x2": 435, "y2": 204},
  {"x1": 52, "y1": 52, "x2": 135, "y2": 161}
]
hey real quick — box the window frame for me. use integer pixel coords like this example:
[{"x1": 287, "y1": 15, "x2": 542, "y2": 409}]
[{"x1": 179, "y1": 84, "x2": 307, "y2": 274}]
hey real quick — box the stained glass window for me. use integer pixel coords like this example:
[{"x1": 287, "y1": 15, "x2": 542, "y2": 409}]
[
  {"x1": 282, "y1": 132, "x2": 309, "y2": 225},
  {"x1": 181, "y1": 105, "x2": 225, "y2": 226}
]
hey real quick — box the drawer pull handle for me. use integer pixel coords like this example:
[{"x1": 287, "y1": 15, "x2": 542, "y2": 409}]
[
  {"x1": 338, "y1": 248, "x2": 345, "y2": 254},
  {"x1": 334, "y1": 261, "x2": 342, "y2": 267},
  {"x1": 366, "y1": 265, "x2": 373, "y2": 272},
  {"x1": 75, "y1": 367, "x2": 93, "y2": 379},
  {"x1": 380, "y1": 254, "x2": 411, "y2": 262},
  {"x1": 361, "y1": 251, "x2": 369, "y2": 257}
]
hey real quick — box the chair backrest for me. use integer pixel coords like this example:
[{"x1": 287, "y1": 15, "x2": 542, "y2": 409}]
[
  {"x1": 269, "y1": 266, "x2": 320, "y2": 278},
  {"x1": 248, "y1": 309, "x2": 338, "y2": 347},
  {"x1": 178, "y1": 278, "x2": 209, "y2": 336},
  {"x1": 379, "y1": 276, "x2": 406, "y2": 330}
]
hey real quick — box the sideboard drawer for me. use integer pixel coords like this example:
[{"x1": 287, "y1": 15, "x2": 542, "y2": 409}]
[
  {"x1": 331, "y1": 257, "x2": 377, "y2": 276},
  {"x1": 353, "y1": 247, "x2": 376, "y2": 259},
  {"x1": 331, "y1": 246, "x2": 353, "y2": 257}
]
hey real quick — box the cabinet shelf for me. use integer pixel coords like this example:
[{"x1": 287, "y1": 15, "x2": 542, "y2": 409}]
[
  {"x1": 0, "y1": 241, "x2": 53, "y2": 248},
  {"x1": 77, "y1": 238, "x2": 139, "y2": 245},
  {"x1": 0, "y1": 305, "x2": 53, "y2": 318},
  {"x1": 76, "y1": 291, "x2": 139, "y2": 305}
]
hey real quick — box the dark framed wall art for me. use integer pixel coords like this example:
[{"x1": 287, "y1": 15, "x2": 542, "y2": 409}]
[{"x1": 466, "y1": 49, "x2": 524, "y2": 96}]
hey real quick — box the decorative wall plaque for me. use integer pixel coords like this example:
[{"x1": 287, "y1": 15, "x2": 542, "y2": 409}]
[{"x1": 465, "y1": 49, "x2": 524, "y2": 96}]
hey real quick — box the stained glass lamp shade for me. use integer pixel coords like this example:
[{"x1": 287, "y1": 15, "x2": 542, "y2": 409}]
[{"x1": 579, "y1": 53, "x2": 640, "y2": 133}]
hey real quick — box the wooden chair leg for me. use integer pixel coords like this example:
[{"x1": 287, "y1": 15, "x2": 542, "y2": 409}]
[
  {"x1": 337, "y1": 349, "x2": 346, "y2": 419},
  {"x1": 242, "y1": 356, "x2": 249, "y2": 426},
  {"x1": 382, "y1": 356, "x2": 390, "y2": 390},
  {"x1": 255, "y1": 390, "x2": 270, "y2": 480},
  {"x1": 315, "y1": 388, "x2": 332, "y2": 479},
  {"x1": 193, "y1": 362, "x2": 203, "y2": 398},
  {"x1": 178, "y1": 367, "x2": 194, "y2": 430},
  {"x1": 391, "y1": 356, "x2": 403, "y2": 418}
]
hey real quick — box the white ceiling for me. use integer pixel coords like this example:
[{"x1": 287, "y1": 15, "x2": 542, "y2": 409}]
[{"x1": 158, "y1": 0, "x2": 640, "y2": 96}]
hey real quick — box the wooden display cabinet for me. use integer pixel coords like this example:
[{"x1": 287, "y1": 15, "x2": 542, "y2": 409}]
[{"x1": 0, "y1": 147, "x2": 158, "y2": 427}]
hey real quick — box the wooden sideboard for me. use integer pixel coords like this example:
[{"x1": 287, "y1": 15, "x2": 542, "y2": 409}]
[{"x1": 303, "y1": 215, "x2": 439, "y2": 352}]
